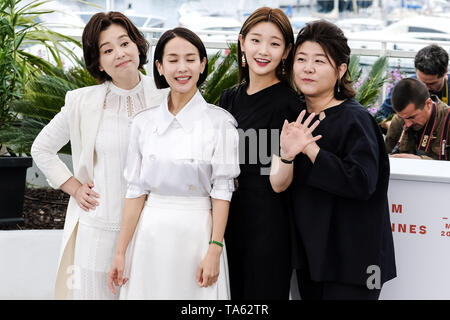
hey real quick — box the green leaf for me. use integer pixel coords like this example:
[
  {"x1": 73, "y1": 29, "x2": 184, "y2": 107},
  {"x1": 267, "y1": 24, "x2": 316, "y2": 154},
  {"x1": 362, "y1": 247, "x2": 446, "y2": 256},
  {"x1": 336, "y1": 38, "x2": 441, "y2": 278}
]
[{"x1": 354, "y1": 56, "x2": 388, "y2": 108}]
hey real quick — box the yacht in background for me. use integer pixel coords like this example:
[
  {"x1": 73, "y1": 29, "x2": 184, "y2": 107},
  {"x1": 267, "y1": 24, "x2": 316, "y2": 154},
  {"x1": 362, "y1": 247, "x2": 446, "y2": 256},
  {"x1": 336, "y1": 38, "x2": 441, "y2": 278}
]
[
  {"x1": 178, "y1": 0, "x2": 241, "y2": 43},
  {"x1": 336, "y1": 17, "x2": 385, "y2": 33},
  {"x1": 346, "y1": 15, "x2": 450, "y2": 70},
  {"x1": 77, "y1": 4, "x2": 166, "y2": 30},
  {"x1": 347, "y1": 15, "x2": 450, "y2": 51}
]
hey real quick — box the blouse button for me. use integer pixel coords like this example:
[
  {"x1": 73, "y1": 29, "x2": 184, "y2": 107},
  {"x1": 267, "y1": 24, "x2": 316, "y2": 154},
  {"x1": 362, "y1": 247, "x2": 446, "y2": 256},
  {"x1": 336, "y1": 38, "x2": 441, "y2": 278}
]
[
  {"x1": 149, "y1": 154, "x2": 156, "y2": 161},
  {"x1": 188, "y1": 184, "x2": 197, "y2": 191}
]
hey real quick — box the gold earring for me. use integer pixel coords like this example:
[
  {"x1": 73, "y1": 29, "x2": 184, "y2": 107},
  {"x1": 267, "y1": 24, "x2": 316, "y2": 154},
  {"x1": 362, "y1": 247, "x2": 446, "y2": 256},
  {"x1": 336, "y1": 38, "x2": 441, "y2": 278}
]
[
  {"x1": 241, "y1": 53, "x2": 246, "y2": 68},
  {"x1": 281, "y1": 59, "x2": 286, "y2": 76}
]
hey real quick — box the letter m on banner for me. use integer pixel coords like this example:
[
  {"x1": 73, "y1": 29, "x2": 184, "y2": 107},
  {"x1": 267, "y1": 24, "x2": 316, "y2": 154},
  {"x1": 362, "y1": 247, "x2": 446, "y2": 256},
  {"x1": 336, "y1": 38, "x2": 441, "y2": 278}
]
[{"x1": 392, "y1": 204, "x2": 402, "y2": 214}]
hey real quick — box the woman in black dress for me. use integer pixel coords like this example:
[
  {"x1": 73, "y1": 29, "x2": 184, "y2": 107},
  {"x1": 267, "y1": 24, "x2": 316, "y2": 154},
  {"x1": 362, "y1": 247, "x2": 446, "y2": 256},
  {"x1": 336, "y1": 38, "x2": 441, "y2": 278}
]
[
  {"x1": 270, "y1": 20, "x2": 396, "y2": 300},
  {"x1": 219, "y1": 7, "x2": 300, "y2": 299}
]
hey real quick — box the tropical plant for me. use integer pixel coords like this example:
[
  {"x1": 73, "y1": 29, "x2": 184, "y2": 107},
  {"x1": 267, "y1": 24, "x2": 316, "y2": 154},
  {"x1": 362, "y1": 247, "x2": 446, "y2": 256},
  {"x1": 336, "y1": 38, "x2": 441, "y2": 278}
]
[
  {"x1": 0, "y1": 13, "x2": 25, "y2": 134},
  {"x1": 349, "y1": 55, "x2": 389, "y2": 111},
  {"x1": 2, "y1": 0, "x2": 81, "y2": 74},
  {"x1": 201, "y1": 43, "x2": 239, "y2": 105},
  {"x1": 0, "y1": 63, "x2": 96, "y2": 155},
  {"x1": 0, "y1": 0, "x2": 82, "y2": 154}
]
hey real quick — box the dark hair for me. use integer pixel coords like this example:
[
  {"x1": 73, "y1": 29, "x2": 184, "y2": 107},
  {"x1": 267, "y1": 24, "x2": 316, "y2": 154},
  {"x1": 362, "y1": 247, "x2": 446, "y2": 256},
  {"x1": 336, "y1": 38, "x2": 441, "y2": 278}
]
[
  {"x1": 153, "y1": 27, "x2": 208, "y2": 89},
  {"x1": 82, "y1": 11, "x2": 149, "y2": 82},
  {"x1": 294, "y1": 20, "x2": 355, "y2": 100},
  {"x1": 414, "y1": 44, "x2": 449, "y2": 77},
  {"x1": 391, "y1": 78, "x2": 430, "y2": 112},
  {"x1": 238, "y1": 7, "x2": 294, "y2": 85}
]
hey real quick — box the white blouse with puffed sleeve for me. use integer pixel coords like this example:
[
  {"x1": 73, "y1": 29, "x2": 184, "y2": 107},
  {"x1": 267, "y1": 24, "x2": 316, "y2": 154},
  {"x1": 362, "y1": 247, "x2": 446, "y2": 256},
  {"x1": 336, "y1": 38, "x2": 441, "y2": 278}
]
[{"x1": 124, "y1": 90, "x2": 240, "y2": 201}]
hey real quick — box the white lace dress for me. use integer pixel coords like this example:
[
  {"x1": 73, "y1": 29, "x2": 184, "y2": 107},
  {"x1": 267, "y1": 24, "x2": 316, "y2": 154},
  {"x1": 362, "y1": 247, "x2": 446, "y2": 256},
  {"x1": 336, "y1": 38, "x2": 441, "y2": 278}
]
[{"x1": 71, "y1": 80, "x2": 147, "y2": 300}]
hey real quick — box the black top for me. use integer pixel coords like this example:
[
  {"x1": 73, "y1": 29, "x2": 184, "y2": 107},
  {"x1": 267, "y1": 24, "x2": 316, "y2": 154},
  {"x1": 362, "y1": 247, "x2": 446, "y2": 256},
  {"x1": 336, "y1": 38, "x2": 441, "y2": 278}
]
[
  {"x1": 219, "y1": 82, "x2": 301, "y2": 180},
  {"x1": 291, "y1": 98, "x2": 397, "y2": 286}
]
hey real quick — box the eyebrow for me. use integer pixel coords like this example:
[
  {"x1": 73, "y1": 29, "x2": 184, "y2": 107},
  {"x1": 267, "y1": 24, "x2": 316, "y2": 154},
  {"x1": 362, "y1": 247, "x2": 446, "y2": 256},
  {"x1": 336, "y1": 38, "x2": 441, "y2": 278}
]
[
  {"x1": 248, "y1": 32, "x2": 283, "y2": 41},
  {"x1": 166, "y1": 53, "x2": 197, "y2": 57},
  {"x1": 296, "y1": 51, "x2": 327, "y2": 57},
  {"x1": 99, "y1": 34, "x2": 130, "y2": 49},
  {"x1": 400, "y1": 111, "x2": 418, "y2": 120}
]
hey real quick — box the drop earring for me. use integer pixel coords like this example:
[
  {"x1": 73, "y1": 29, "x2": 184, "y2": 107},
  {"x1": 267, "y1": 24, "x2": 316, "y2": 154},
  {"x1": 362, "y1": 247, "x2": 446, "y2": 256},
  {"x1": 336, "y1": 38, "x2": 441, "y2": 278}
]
[
  {"x1": 281, "y1": 59, "x2": 286, "y2": 75},
  {"x1": 241, "y1": 53, "x2": 246, "y2": 68}
]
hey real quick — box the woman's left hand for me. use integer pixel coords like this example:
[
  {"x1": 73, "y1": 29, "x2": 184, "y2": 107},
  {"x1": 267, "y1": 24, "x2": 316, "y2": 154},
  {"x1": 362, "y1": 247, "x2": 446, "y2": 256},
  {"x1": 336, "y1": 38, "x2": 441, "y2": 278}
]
[
  {"x1": 280, "y1": 110, "x2": 322, "y2": 159},
  {"x1": 196, "y1": 245, "x2": 221, "y2": 287}
]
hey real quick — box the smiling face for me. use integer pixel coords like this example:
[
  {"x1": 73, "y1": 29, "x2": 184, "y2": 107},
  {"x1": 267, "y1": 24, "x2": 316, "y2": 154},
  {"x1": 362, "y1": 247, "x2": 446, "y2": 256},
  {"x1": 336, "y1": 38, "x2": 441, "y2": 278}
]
[
  {"x1": 293, "y1": 40, "x2": 346, "y2": 98},
  {"x1": 98, "y1": 23, "x2": 140, "y2": 88},
  {"x1": 240, "y1": 21, "x2": 291, "y2": 82},
  {"x1": 155, "y1": 36, "x2": 206, "y2": 96}
]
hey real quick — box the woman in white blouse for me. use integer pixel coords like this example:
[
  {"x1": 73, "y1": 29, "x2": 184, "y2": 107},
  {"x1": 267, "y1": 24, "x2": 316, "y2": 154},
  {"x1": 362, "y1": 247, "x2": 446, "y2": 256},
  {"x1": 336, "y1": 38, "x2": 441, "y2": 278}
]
[
  {"x1": 108, "y1": 27, "x2": 240, "y2": 299},
  {"x1": 31, "y1": 12, "x2": 166, "y2": 299}
]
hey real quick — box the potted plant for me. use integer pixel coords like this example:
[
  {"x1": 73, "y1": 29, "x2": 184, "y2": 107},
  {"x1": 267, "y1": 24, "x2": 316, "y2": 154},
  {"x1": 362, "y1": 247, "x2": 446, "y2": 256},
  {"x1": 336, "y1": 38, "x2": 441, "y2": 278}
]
[{"x1": 0, "y1": 0, "x2": 80, "y2": 226}]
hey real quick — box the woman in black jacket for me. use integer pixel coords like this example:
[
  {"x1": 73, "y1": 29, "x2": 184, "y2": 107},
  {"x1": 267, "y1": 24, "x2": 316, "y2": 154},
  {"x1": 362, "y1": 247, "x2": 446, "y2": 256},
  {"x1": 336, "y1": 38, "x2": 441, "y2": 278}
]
[{"x1": 270, "y1": 20, "x2": 397, "y2": 300}]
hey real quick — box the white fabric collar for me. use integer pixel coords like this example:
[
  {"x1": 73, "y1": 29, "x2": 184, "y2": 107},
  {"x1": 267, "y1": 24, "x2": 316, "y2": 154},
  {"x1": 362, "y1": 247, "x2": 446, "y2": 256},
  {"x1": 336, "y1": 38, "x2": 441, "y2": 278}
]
[{"x1": 157, "y1": 90, "x2": 207, "y2": 134}]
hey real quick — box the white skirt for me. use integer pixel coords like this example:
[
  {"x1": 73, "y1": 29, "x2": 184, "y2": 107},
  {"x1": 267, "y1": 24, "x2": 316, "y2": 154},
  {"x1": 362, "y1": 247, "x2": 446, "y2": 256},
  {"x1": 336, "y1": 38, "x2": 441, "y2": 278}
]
[
  {"x1": 72, "y1": 219, "x2": 120, "y2": 300},
  {"x1": 119, "y1": 193, "x2": 230, "y2": 300}
]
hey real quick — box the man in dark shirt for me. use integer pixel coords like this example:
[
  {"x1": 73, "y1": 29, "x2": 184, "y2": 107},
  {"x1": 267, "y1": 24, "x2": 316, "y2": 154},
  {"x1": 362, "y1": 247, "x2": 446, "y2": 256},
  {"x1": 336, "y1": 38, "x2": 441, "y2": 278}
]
[
  {"x1": 385, "y1": 78, "x2": 450, "y2": 160},
  {"x1": 377, "y1": 44, "x2": 449, "y2": 131}
]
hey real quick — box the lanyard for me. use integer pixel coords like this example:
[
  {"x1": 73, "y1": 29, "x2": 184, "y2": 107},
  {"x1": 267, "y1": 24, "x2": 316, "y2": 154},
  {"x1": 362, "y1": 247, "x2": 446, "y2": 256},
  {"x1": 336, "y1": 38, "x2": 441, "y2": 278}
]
[
  {"x1": 417, "y1": 102, "x2": 437, "y2": 155},
  {"x1": 442, "y1": 78, "x2": 448, "y2": 105},
  {"x1": 439, "y1": 109, "x2": 450, "y2": 160}
]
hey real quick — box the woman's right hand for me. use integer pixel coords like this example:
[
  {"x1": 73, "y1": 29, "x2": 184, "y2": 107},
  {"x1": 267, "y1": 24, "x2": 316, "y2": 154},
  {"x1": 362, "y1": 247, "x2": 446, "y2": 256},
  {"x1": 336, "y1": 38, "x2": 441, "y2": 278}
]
[
  {"x1": 74, "y1": 182, "x2": 100, "y2": 212},
  {"x1": 280, "y1": 110, "x2": 322, "y2": 160},
  {"x1": 108, "y1": 253, "x2": 128, "y2": 295}
]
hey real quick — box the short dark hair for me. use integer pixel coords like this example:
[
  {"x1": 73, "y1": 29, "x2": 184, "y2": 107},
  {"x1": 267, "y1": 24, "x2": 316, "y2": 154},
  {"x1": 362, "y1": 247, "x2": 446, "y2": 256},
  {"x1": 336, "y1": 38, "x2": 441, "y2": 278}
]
[
  {"x1": 238, "y1": 7, "x2": 295, "y2": 85},
  {"x1": 294, "y1": 20, "x2": 355, "y2": 100},
  {"x1": 391, "y1": 78, "x2": 430, "y2": 112},
  {"x1": 414, "y1": 44, "x2": 449, "y2": 77},
  {"x1": 82, "y1": 11, "x2": 149, "y2": 82},
  {"x1": 153, "y1": 27, "x2": 208, "y2": 89}
]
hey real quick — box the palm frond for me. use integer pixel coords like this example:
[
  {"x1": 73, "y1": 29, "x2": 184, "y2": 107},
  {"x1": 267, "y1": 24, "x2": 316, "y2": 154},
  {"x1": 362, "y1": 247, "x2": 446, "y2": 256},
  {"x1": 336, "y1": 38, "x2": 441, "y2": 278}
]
[
  {"x1": 348, "y1": 55, "x2": 362, "y2": 84},
  {"x1": 355, "y1": 56, "x2": 388, "y2": 108},
  {"x1": 202, "y1": 43, "x2": 239, "y2": 104},
  {"x1": 0, "y1": 63, "x2": 96, "y2": 155}
]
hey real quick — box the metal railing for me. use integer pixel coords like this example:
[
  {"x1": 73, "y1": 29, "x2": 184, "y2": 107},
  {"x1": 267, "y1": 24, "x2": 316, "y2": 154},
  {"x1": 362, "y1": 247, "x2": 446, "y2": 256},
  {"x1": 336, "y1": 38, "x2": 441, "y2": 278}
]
[
  {"x1": 140, "y1": 27, "x2": 450, "y2": 55},
  {"x1": 51, "y1": 24, "x2": 450, "y2": 101},
  {"x1": 59, "y1": 24, "x2": 450, "y2": 59}
]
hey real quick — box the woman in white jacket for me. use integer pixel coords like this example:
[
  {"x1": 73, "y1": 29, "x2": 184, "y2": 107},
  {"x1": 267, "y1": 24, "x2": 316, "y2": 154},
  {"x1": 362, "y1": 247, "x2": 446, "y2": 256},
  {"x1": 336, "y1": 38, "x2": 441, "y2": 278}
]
[{"x1": 31, "y1": 12, "x2": 165, "y2": 299}]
